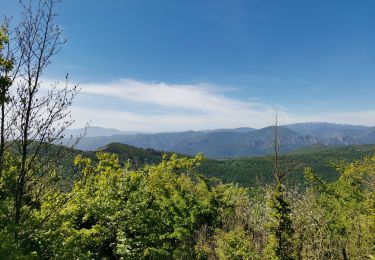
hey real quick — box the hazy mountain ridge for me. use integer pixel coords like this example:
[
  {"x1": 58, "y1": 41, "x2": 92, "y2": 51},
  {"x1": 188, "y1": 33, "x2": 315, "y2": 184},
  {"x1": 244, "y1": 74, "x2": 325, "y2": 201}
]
[
  {"x1": 71, "y1": 123, "x2": 375, "y2": 158},
  {"x1": 64, "y1": 126, "x2": 141, "y2": 137}
]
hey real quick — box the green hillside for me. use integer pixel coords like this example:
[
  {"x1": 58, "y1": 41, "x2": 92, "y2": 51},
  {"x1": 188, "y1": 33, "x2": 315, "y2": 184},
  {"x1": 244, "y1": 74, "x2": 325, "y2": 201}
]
[
  {"x1": 93, "y1": 143, "x2": 375, "y2": 187},
  {"x1": 52, "y1": 143, "x2": 170, "y2": 181},
  {"x1": 199, "y1": 144, "x2": 375, "y2": 187},
  {"x1": 95, "y1": 143, "x2": 166, "y2": 167}
]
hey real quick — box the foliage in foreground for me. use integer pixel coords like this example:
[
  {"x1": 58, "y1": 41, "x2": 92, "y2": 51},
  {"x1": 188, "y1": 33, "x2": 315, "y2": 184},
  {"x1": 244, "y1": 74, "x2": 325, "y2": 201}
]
[{"x1": 0, "y1": 152, "x2": 374, "y2": 259}]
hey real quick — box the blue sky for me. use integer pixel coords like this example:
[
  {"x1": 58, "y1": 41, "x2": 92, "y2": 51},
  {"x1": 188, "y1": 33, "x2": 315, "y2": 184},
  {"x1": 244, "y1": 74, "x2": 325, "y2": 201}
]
[{"x1": 3, "y1": 0, "x2": 375, "y2": 131}]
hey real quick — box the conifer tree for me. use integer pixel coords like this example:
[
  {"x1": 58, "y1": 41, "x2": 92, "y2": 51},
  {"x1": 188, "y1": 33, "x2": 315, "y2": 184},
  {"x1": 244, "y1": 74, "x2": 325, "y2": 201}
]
[{"x1": 265, "y1": 114, "x2": 295, "y2": 259}]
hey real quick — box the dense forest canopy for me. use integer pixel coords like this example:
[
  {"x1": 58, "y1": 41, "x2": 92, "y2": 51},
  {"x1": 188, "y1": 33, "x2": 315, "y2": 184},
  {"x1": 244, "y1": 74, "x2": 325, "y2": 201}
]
[{"x1": 1, "y1": 149, "x2": 374, "y2": 258}]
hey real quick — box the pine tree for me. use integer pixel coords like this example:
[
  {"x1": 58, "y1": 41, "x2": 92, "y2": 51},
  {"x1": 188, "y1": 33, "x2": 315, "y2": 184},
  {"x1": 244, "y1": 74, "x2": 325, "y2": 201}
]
[{"x1": 265, "y1": 114, "x2": 295, "y2": 259}]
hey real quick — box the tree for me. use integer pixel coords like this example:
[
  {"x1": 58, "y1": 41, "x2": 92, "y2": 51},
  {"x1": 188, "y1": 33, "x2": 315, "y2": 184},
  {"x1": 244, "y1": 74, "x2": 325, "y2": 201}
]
[
  {"x1": 0, "y1": 23, "x2": 14, "y2": 174},
  {"x1": 300, "y1": 157, "x2": 375, "y2": 259},
  {"x1": 37, "y1": 153, "x2": 216, "y2": 259},
  {"x1": 265, "y1": 114, "x2": 295, "y2": 259},
  {"x1": 0, "y1": 0, "x2": 79, "y2": 250}
]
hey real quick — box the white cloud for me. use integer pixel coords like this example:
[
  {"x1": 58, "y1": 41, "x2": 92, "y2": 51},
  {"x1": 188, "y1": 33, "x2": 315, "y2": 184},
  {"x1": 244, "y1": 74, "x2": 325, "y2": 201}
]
[
  {"x1": 305, "y1": 110, "x2": 375, "y2": 127},
  {"x1": 71, "y1": 107, "x2": 274, "y2": 132},
  {"x1": 78, "y1": 79, "x2": 271, "y2": 114},
  {"x1": 58, "y1": 78, "x2": 375, "y2": 131},
  {"x1": 68, "y1": 79, "x2": 279, "y2": 131}
]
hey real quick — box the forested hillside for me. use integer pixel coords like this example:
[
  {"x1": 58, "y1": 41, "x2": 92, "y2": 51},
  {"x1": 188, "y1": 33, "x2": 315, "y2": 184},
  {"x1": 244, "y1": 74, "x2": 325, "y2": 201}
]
[
  {"x1": 199, "y1": 144, "x2": 375, "y2": 186},
  {"x1": 85, "y1": 142, "x2": 375, "y2": 187},
  {"x1": 3, "y1": 146, "x2": 375, "y2": 259}
]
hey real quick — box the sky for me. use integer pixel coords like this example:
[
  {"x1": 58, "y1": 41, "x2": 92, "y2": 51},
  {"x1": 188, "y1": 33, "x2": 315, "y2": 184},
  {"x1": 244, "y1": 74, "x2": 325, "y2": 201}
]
[{"x1": 2, "y1": 0, "x2": 375, "y2": 131}]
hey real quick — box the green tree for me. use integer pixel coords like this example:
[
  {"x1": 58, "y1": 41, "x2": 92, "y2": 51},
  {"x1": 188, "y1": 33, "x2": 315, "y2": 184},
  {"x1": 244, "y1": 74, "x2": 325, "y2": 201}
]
[
  {"x1": 301, "y1": 156, "x2": 375, "y2": 259},
  {"x1": 38, "y1": 153, "x2": 218, "y2": 259},
  {"x1": 215, "y1": 226, "x2": 259, "y2": 260},
  {"x1": 0, "y1": 1, "x2": 79, "y2": 256},
  {"x1": 0, "y1": 24, "x2": 13, "y2": 173}
]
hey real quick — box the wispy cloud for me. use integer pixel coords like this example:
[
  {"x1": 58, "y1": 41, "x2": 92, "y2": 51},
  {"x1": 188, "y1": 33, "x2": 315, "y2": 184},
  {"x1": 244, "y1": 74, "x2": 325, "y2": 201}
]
[
  {"x1": 79, "y1": 79, "x2": 270, "y2": 114},
  {"x1": 306, "y1": 110, "x2": 375, "y2": 127},
  {"x1": 57, "y1": 78, "x2": 375, "y2": 131},
  {"x1": 70, "y1": 79, "x2": 277, "y2": 131}
]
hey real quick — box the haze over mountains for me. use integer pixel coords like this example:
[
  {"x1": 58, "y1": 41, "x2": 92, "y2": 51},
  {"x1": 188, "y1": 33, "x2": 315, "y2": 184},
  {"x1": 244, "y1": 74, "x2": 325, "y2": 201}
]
[
  {"x1": 64, "y1": 127, "x2": 141, "y2": 137},
  {"x1": 68, "y1": 123, "x2": 375, "y2": 158}
]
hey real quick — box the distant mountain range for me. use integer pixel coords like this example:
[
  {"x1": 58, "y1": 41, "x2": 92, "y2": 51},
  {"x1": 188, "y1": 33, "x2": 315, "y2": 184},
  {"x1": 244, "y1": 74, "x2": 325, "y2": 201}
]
[
  {"x1": 68, "y1": 123, "x2": 375, "y2": 158},
  {"x1": 64, "y1": 126, "x2": 141, "y2": 137}
]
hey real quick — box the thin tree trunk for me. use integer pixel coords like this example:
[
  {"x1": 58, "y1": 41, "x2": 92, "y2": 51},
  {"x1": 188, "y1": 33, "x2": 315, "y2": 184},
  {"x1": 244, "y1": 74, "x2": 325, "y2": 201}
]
[
  {"x1": 15, "y1": 82, "x2": 33, "y2": 230},
  {"x1": 0, "y1": 103, "x2": 5, "y2": 173}
]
